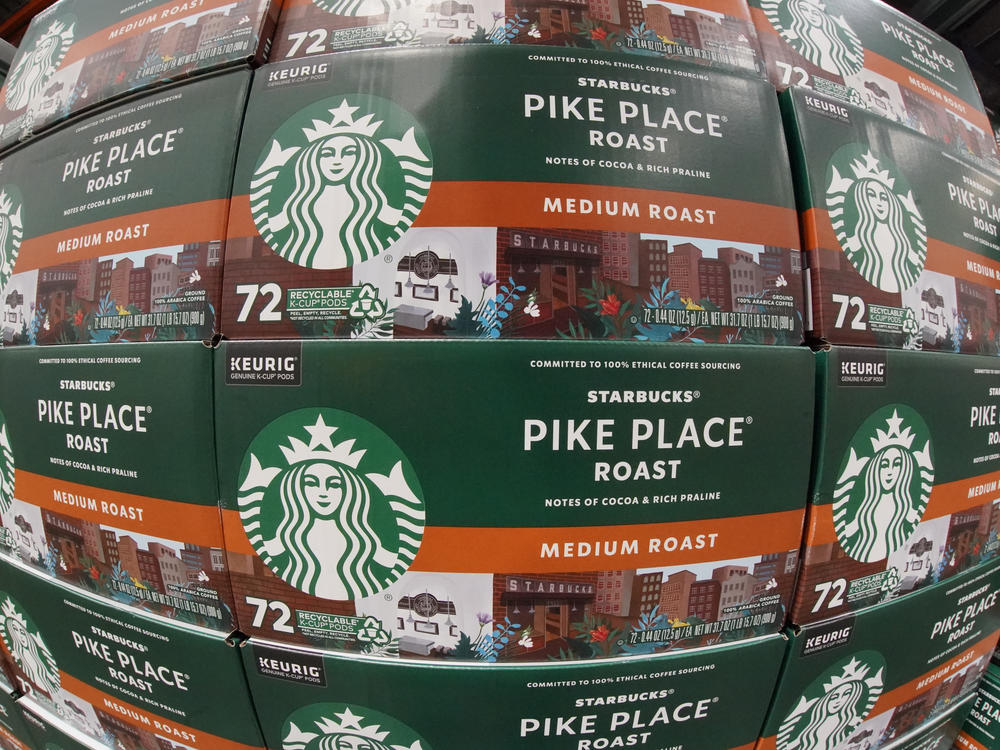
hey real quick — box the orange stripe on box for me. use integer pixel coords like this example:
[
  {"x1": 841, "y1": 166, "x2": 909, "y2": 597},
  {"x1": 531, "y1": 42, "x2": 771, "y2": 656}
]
[
  {"x1": 15, "y1": 469, "x2": 225, "y2": 548},
  {"x1": 228, "y1": 185, "x2": 801, "y2": 249},
  {"x1": 16, "y1": 199, "x2": 230, "y2": 273},
  {"x1": 60, "y1": 0, "x2": 254, "y2": 68},
  {"x1": 221, "y1": 508, "x2": 805, "y2": 572},
  {"x1": 59, "y1": 672, "x2": 264, "y2": 750},
  {"x1": 954, "y1": 732, "x2": 989, "y2": 750},
  {"x1": 864, "y1": 51, "x2": 992, "y2": 134},
  {"x1": 806, "y1": 471, "x2": 1000, "y2": 546},
  {"x1": 754, "y1": 737, "x2": 777, "y2": 750},
  {"x1": 750, "y1": 7, "x2": 776, "y2": 36}
]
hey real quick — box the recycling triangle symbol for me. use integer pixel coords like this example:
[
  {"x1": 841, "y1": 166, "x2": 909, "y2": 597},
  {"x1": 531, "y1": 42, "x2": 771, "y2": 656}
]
[{"x1": 349, "y1": 284, "x2": 386, "y2": 322}]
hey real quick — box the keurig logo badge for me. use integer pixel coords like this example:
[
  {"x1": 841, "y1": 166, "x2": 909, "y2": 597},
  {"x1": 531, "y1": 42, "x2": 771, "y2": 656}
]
[
  {"x1": 827, "y1": 148, "x2": 927, "y2": 293},
  {"x1": 311, "y1": 0, "x2": 415, "y2": 16},
  {"x1": 0, "y1": 409, "x2": 13, "y2": 517},
  {"x1": 0, "y1": 188, "x2": 23, "y2": 294},
  {"x1": 5, "y1": 18, "x2": 75, "y2": 112},
  {"x1": 777, "y1": 654, "x2": 885, "y2": 750},
  {"x1": 0, "y1": 596, "x2": 59, "y2": 699},
  {"x1": 834, "y1": 406, "x2": 934, "y2": 563},
  {"x1": 761, "y1": 0, "x2": 863, "y2": 78},
  {"x1": 251, "y1": 96, "x2": 432, "y2": 270},
  {"x1": 238, "y1": 409, "x2": 425, "y2": 600},
  {"x1": 283, "y1": 703, "x2": 430, "y2": 750}
]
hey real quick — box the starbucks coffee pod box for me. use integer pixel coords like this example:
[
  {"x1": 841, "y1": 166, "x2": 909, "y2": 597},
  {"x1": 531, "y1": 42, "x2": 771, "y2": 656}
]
[
  {"x1": 0, "y1": 556, "x2": 266, "y2": 750},
  {"x1": 0, "y1": 0, "x2": 279, "y2": 151},
  {"x1": 880, "y1": 691, "x2": 975, "y2": 750},
  {"x1": 0, "y1": 343, "x2": 236, "y2": 631},
  {"x1": 242, "y1": 633, "x2": 786, "y2": 749},
  {"x1": 782, "y1": 87, "x2": 1000, "y2": 353},
  {"x1": 790, "y1": 347, "x2": 1000, "y2": 627},
  {"x1": 748, "y1": 0, "x2": 998, "y2": 168},
  {"x1": 216, "y1": 339, "x2": 814, "y2": 660},
  {"x1": 271, "y1": 0, "x2": 765, "y2": 76},
  {"x1": 223, "y1": 45, "x2": 805, "y2": 345},
  {"x1": 955, "y1": 664, "x2": 1000, "y2": 750},
  {"x1": 0, "y1": 69, "x2": 251, "y2": 347},
  {"x1": 20, "y1": 698, "x2": 108, "y2": 750},
  {"x1": 756, "y1": 559, "x2": 1000, "y2": 750}
]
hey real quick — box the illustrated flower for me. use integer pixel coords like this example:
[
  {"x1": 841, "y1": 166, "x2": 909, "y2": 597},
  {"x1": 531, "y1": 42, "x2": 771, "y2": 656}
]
[
  {"x1": 479, "y1": 271, "x2": 497, "y2": 288},
  {"x1": 589, "y1": 625, "x2": 611, "y2": 642},
  {"x1": 89, "y1": 566, "x2": 99, "y2": 580},
  {"x1": 518, "y1": 635, "x2": 534, "y2": 649},
  {"x1": 668, "y1": 618, "x2": 690, "y2": 628},
  {"x1": 524, "y1": 301, "x2": 540, "y2": 318},
  {"x1": 476, "y1": 612, "x2": 493, "y2": 626},
  {"x1": 590, "y1": 27, "x2": 608, "y2": 41},
  {"x1": 73, "y1": 309, "x2": 84, "y2": 327},
  {"x1": 384, "y1": 21, "x2": 416, "y2": 44},
  {"x1": 681, "y1": 297, "x2": 704, "y2": 311},
  {"x1": 598, "y1": 294, "x2": 621, "y2": 316},
  {"x1": 189, "y1": 269, "x2": 201, "y2": 284},
  {"x1": 42, "y1": 316, "x2": 50, "y2": 331},
  {"x1": 117, "y1": 305, "x2": 130, "y2": 315},
  {"x1": 527, "y1": 24, "x2": 541, "y2": 38},
  {"x1": 492, "y1": 10, "x2": 504, "y2": 20}
]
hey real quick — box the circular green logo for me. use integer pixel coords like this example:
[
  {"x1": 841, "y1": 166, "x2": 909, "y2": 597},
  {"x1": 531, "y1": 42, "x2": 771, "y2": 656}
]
[
  {"x1": 0, "y1": 407, "x2": 14, "y2": 518},
  {"x1": 777, "y1": 652, "x2": 885, "y2": 750},
  {"x1": 834, "y1": 405, "x2": 934, "y2": 563},
  {"x1": 310, "y1": 0, "x2": 414, "y2": 16},
  {"x1": 5, "y1": 16, "x2": 75, "y2": 112},
  {"x1": 760, "y1": 0, "x2": 863, "y2": 78},
  {"x1": 283, "y1": 702, "x2": 431, "y2": 750},
  {"x1": 0, "y1": 186, "x2": 23, "y2": 295},
  {"x1": 238, "y1": 408, "x2": 425, "y2": 600},
  {"x1": 826, "y1": 146, "x2": 927, "y2": 293},
  {"x1": 251, "y1": 95, "x2": 432, "y2": 270},
  {"x1": 0, "y1": 595, "x2": 59, "y2": 699}
]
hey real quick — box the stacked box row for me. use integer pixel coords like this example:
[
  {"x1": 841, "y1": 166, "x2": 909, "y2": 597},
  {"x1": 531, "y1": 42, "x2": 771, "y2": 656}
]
[{"x1": 956, "y1": 663, "x2": 1000, "y2": 750}]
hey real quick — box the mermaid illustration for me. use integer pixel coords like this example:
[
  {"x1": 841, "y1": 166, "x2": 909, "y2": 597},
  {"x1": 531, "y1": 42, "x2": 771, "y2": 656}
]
[{"x1": 845, "y1": 176, "x2": 919, "y2": 292}]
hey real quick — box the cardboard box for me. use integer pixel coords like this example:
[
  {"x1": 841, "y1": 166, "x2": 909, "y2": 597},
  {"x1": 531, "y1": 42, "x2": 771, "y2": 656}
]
[
  {"x1": 223, "y1": 45, "x2": 805, "y2": 345},
  {"x1": 242, "y1": 632, "x2": 786, "y2": 749},
  {"x1": 782, "y1": 87, "x2": 1000, "y2": 353},
  {"x1": 756, "y1": 559, "x2": 1000, "y2": 750},
  {"x1": 20, "y1": 698, "x2": 107, "y2": 750},
  {"x1": 0, "y1": 69, "x2": 251, "y2": 347},
  {"x1": 0, "y1": 0, "x2": 279, "y2": 150},
  {"x1": 0, "y1": 556, "x2": 265, "y2": 750},
  {"x1": 216, "y1": 339, "x2": 814, "y2": 660},
  {"x1": 955, "y1": 664, "x2": 1000, "y2": 750},
  {"x1": 271, "y1": 0, "x2": 765, "y2": 76},
  {"x1": 0, "y1": 343, "x2": 235, "y2": 631},
  {"x1": 791, "y1": 347, "x2": 1000, "y2": 626},
  {"x1": 748, "y1": 0, "x2": 998, "y2": 168}
]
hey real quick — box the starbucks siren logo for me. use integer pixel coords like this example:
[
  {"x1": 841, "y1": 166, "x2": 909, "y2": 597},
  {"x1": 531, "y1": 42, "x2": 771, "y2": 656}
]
[
  {"x1": 0, "y1": 407, "x2": 14, "y2": 518},
  {"x1": 834, "y1": 405, "x2": 934, "y2": 563},
  {"x1": 0, "y1": 596, "x2": 59, "y2": 699},
  {"x1": 311, "y1": 0, "x2": 415, "y2": 17},
  {"x1": 251, "y1": 96, "x2": 432, "y2": 270},
  {"x1": 777, "y1": 654, "x2": 884, "y2": 750},
  {"x1": 827, "y1": 148, "x2": 927, "y2": 293},
  {"x1": 5, "y1": 18, "x2": 75, "y2": 112},
  {"x1": 283, "y1": 703, "x2": 430, "y2": 750},
  {"x1": 0, "y1": 188, "x2": 24, "y2": 294},
  {"x1": 238, "y1": 408, "x2": 425, "y2": 600},
  {"x1": 760, "y1": 0, "x2": 863, "y2": 78}
]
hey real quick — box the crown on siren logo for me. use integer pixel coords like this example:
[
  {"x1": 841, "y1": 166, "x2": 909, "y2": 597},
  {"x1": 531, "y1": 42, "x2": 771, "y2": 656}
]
[
  {"x1": 238, "y1": 409, "x2": 425, "y2": 602},
  {"x1": 283, "y1": 703, "x2": 430, "y2": 750},
  {"x1": 250, "y1": 96, "x2": 432, "y2": 271}
]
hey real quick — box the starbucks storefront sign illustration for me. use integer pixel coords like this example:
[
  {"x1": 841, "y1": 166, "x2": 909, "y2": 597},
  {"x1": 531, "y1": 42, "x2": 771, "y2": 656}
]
[
  {"x1": 239, "y1": 409, "x2": 425, "y2": 600},
  {"x1": 760, "y1": 0, "x2": 864, "y2": 79},
  {"x1": 0, "y1": 596, "x2": 59, "y2": 700},
  {"x1": 827, "y1": 148, "x2": 927, "y2": 294},
  {"x1": 283, "y1": 703, "x2": 430, "y2": 750},
  {"x1": 251, "y1": 96, "x2": 432, "y2": 271},
  {"x1": 834, "y1": 406, "x2": 934, "y2": 563}
]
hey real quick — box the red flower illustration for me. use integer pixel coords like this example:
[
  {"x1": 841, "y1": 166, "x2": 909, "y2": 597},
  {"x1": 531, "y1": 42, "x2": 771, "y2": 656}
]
[
  {"x1": 89, "y1": 566, "x2": 99, "y2": 580},
  {"x1": 598, "y1": 294, "x2": 621, "y2": 316},
  {"x1": 590, "y1": 27, "x2": 608, "y2": 40},
  {"x1": 73, "y1": 309, "x2": 84, "y2": 327},
  {"x1": 590, "y1": 625, "x2": 610, "y2": 642}
]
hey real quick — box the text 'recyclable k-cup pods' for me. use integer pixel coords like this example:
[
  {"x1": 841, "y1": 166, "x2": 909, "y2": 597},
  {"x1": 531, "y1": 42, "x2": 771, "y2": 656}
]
[
  {"x1": 0, "y1": 0, "x2": 279, "y2": 150},
  {"x1": 223, "y1": 45, "x2": 805, "y2": 345},
  {"x1": 791, "y1": 347, "x2": 1000, "y2": 627},
  {"x1": 782, "y1": 87, "x2": 1000, "y2": 353},
  {"x1": 757, "y1": 558, "x2": 1000, "y2": 750},
  {"x1": 270, "y1": 0, "x2": 764, "y2": 76},
  {"x1": 0, "y1": 70, "x2": 250, "y2": 347},
  {"x1": 748, "y1": 0, "x2": 999, "y2": 168},
  {"x1": 243, "y1": 633, "x2": 787, "y2": 749},
  {"x1": 217, "y1": 339, "x2": 814, "y2": 661},
  {"x1": 0, "y1": 556, "x2": 265, "y2": 750},
  {"x1": 0, "y1": 343, "x2": 235, "y2": 631}
]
